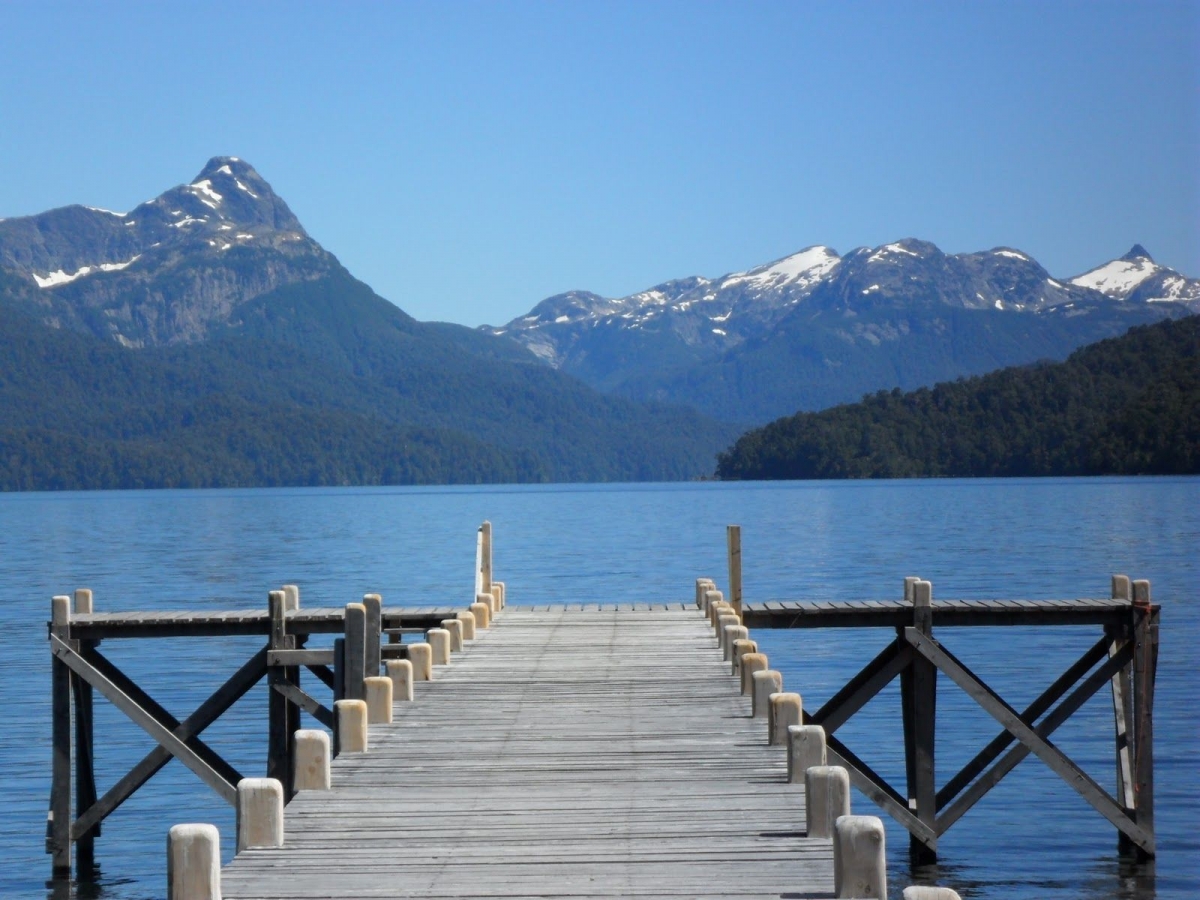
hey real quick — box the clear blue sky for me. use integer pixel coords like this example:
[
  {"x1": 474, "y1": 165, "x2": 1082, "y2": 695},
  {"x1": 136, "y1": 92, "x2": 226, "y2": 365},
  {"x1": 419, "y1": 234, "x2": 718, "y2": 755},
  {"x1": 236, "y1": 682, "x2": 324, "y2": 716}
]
[{"x1": 1, "y1": 0, "x2": 1195, "y2": 326}]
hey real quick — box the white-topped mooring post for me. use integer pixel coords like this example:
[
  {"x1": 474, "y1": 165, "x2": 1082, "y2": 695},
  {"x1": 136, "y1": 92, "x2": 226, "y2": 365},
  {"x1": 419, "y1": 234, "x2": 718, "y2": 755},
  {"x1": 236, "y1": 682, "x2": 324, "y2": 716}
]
[
  {"x1": 428, "y1": 628, "x2": 451, "y2": 665},
  {"x1": 456, "y1": 610, "x2": 476, "y2": 640},
  {"x1": 788, "y1": 724, "x2": 827, "y2": 783},
  {"x1": 806, "y1": 765, "x2": 851, "y2": 839},
  {"x1": 723, "y1": 625, "x2": 749, "y2": 661},
  {"x1": 470, "y1": 601, "x2": 491, "y2": 629},
  {"x1": 717, "y1": 613, "x2": 741, "y2": 650},
  {"x1": 752, "y1": 669, "x2": 783, "y2": 718},
  {"x1": 167, "y1": 823, "x2": 221, "y2": 900},
  {"x1": 74, "y1": 587, "x2": 93, "y2": 614},
  {"x1": 236, "y1": 777, "x2": 284, "y2": 851},
  {"x1": 335, "y1": 699, "x2": 368, "y2": 754},
  {"x1": 282, "y1": 584, "x2": 300, "y2": 611},
  {"x1": 1112, "y1": 574, "x2": 1132, "y2": 601},
  {"x1": 769, "y1": 692, "x2": 802, "y2": 745},
  {"x1": 695, "y1": 577, "x2": 715, "y2": 609},
  {"x1": 385, "y1": 659, "x2": 414, "y2": 702},
  {"x1": 732, "y1": 638, "x2": 757, "y2": 675},
  {"x1": 293, "y1": 730, "x2": 331, "y2": 791},
  {"x1": 493, "y1": 581, "x2": 505, "y2": 610},
  {"x1": 477, "y1": 591, "x2": 497, "y2": 615},
  {"x1": 834, "y1": 814, "x2": 888, "y2": 899},
  {"x1": 741, "y1": 652, "x2": 768, "y2": 695},
  {"x1": 409, "y1": 642, "x2": 433, "y2": 681},
  {"x1": 441, "y1": 618, "x2": 464, "y2": 651},
  {"x1": 902, "y1": 888, "x2": 961, "y2": 900},
  {"x1": 703, "y1": 588, "x2": 724, "y2": 617},
  {"x1": 364, "y1": 675, "x2": 393, "y2": 723}
]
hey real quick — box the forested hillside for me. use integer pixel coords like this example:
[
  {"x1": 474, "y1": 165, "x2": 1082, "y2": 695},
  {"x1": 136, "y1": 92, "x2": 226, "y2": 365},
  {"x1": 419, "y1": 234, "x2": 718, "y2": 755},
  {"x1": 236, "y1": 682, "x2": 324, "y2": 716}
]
[
  {"x1": 0, "y1": 271, "x2": 735, "y2": 490},
  {"x1": 715, "y1": 315, "x2": 1199, "y2": 480}
]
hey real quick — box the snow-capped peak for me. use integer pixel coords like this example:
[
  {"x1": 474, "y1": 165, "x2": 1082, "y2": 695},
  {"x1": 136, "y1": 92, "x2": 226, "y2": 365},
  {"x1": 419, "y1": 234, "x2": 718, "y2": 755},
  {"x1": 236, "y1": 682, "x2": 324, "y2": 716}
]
[
  {"x1": 719, "y1": 245, "x2": 840, "y2": 291},
  {"x1": 1070, "y1": 253, "x2": 1161, "y2": 296}
]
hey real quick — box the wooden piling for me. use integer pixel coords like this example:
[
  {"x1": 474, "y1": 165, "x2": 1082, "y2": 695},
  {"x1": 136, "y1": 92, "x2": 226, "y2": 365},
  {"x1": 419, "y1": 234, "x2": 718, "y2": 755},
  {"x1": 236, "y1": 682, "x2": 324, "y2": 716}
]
[
  {"x1": 833, "y1": 815, "x2": 887, "y2": 899},
  {"x1": 409, "y1": 643, "x2": 433, "y2": 681},
  {"x1": 456, "y1": 610, "x2": 477, "y2": 641},
  {"x1": 740, "y1": 653, "x2": 767, "y2": 695},
  {"x1": 236, "y1": 778, "x2": 284, "y2": 851},
  {"x1": 752, "y1": 669, "x2": 782, "y2": 719},
  {"x1": 442, "y1": 618, "x2": 464, "y2": 651},
  {"x1": 908, "y1": 579, "x2": 937, "y2": 864},
  {"x1": 49, "y1": 595, "x2": 72, "y2": 877},
  {"x1": 334, "y1": 700, "x2": 368, "y2": 754},
  {"x1": 386, "y1": 659, "x2": 414, "y2": 702},
  {"x1": 806, "y1": 765, "x2": 850, "y2": 839},
  {"x1": 731, "y1": 638, "x2": 757, "y2": 675},
  {"x1": 362, "y1": 594, "x2": 382, "y2": 677},
  {"x1": 364, "y1": 676, "x2": 393, "y2": 724},
  {"x1": 167, "y1": 823, "x2": 220, "y2": 900},
  {"x1": 293, "y1": 730, "x2": 331, "y2": 791},
  {"x1": 72, "y1": 588, "x2": 98, "y2": 875},
  {"x1": 342, "y1": 603, "x2": 367, "y2": 701},
  {"x1": 1131, "y1": 579, "x2": 1157, "y2": 859},
  {"x1": 769, "y1": 692, "x2": 802, "y2": 745},
  {"x1": 788, "y1": 724, "x2": 827, "y2": 784}
]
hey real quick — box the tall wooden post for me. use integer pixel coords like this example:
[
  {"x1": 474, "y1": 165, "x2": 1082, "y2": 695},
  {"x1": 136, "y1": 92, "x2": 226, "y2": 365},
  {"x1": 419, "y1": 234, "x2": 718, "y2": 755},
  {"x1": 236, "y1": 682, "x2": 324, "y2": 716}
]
[
  {"x1": 343, "y1": 603, "x2": 367, "y2": 701},
  {"x1": 49, "y1": 595, "x2": 72, "y2": 878},
  {"x1": 362, "y1": 594, "x2": 382, "y2": 678},
  {"x1": 1108, "y1": 575, "x2": 1136, "y2": 855},
  {"x1": 726, "y1": 525, "x2": 743, "y2": 618},
  {"x1": 909, "y1": 579, "x2": 937, "y2": 864},
  {"x1": 1131, "y1": 580, "x2": 1158, "y2": 860},
  {"x1": 899, "y1": 576, "x2": 920, "y2": 836},
  {"x1": 266, "y1": 591, "x2": 296, "y2": 795},
  {"x1": 72, "y1": 589, "x2": 99, "y2": 878},
  {"x1": 480, "y1": 521, "x2": 493, "y2": 596}
]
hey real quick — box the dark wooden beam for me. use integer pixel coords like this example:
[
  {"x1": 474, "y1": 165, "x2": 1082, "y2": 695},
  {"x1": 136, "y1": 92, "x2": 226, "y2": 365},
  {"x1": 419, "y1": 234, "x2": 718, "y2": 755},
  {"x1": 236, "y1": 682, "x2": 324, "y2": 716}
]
[
  {"x1": 70, "y1": 648, "x2": 265, "y2": 840},
  {"x1": 50, "y1": 636, "x2": 237, "y2": 806},
  {"x1": 935, "y1": 641, "x2": 1133, "y2": 836},
  {"x1": 905, "y1": 628, "x2": 1154, "y2": 854},
  {"x1": 937, "y1": 634, "x2": 1111, "y2": 808}
]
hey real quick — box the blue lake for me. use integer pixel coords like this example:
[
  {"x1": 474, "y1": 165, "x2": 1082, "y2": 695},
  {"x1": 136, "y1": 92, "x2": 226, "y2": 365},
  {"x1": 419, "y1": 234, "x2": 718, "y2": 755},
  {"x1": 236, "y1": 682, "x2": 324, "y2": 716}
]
[{"x1": 1, "y1": 478, "x2": 1196, "y2": 899}]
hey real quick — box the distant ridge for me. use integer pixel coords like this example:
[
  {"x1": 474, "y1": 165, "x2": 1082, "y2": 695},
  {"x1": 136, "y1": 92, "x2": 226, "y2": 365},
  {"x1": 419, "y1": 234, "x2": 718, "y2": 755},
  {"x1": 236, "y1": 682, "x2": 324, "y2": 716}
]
[
  {"x1": 490, "y1": 241, "x2": 1199, "y2": 422},
  {"x1": 715, "y1": 315, "x2": 1200, "y2": 480}
]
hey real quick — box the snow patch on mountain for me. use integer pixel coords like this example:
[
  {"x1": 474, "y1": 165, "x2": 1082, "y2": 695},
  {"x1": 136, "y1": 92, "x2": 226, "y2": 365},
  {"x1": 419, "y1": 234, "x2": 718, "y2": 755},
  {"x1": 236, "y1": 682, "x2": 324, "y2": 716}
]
[{"x1": 33, "y1": 254, "x2": 141, "y2": 288}]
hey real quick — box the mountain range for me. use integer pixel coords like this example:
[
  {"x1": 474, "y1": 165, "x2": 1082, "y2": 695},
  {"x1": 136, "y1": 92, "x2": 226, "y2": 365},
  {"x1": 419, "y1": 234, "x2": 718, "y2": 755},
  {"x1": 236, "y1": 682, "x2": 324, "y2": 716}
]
[
  {"x1": 1, "y1": 156, "x2": 1196, "y2": 489},
  {"x1": 489, "y1": 240, "x2": 1198, "y2": 423},
  {"x1": 0, "y1": 158, "x2": 733, "y2": 488}
]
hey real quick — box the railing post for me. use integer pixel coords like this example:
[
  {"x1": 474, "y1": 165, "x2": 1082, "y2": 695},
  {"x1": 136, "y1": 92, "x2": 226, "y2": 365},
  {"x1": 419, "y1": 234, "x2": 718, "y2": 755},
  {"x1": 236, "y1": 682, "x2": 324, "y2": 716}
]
[
  {"x1": 49, "y1": 595, "x2": 72, "y2": 878},
  {"x1": 1131, "y1": 579, "x2": 1157, "y2": 859},
  {"x1": 479, "y1": 521, "x2": 493, "y2": 596},
  {"x1": 267, "y1": 590, "x2": 295, "y2": 795},
  {"x1": 726, "y1": 525, "x2": 743, "y2": 618},
  {"x1": 343, "y1": 603, "x2": 367, "y2": 701},
  {"x1": 908, "y1": 578, "x2": 937, "y2": 864},
  {"x1": 73, "y1": 588, "x2": 99, "y2": 877},
  {"x1": 362, "y1": 594, "x2": 382, "y2": 677},
  {"x1": 1109, "y1": 574, "x2": 1136, "y2": 855}
]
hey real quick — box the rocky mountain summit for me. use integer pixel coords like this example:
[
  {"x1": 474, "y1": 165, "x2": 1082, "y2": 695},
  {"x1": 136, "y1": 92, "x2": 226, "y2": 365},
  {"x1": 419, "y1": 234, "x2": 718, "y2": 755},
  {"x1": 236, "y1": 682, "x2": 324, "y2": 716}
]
[
  {"x1": 0, "y1": 157, "x2": 331, "y2": 346},
  {"x1": 490, "y1": 240, "x2": 1198, "y2": 421}
]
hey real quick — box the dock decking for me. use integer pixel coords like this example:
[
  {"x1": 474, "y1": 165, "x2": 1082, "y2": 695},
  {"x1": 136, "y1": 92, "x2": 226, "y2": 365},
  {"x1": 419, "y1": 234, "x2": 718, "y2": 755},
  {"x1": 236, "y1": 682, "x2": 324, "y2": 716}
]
[{"x1": 221, "y1": 604, "x2": 834, "y2": 899}]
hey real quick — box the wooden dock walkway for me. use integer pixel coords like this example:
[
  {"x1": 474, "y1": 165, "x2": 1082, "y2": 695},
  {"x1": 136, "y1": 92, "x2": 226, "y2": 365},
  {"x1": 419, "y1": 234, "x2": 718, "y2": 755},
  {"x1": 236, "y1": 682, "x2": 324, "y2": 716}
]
[{"x1": 221, "y1": 603, "x2": 834, "y2": 899}]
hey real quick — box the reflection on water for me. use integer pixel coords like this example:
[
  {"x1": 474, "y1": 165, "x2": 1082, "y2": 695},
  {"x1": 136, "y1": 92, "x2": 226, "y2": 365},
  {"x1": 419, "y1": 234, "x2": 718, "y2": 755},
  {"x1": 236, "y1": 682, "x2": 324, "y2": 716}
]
[{"x1": 0, "y1": 478, "x2": 1194, "y2": 900}]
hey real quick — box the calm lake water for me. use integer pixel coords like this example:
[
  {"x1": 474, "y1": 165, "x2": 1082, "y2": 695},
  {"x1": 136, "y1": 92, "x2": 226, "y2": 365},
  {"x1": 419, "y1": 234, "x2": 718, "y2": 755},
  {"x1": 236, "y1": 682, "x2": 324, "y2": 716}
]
[{"x1": 1, "y1": 478, "x2": 1196, "y2": 900}]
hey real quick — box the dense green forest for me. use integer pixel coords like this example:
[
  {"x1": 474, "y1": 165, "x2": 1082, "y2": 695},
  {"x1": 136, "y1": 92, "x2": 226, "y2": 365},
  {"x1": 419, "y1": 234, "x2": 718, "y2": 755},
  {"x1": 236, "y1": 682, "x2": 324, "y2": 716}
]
[
  {"x1": 716, "y1": 315, "x2": 1199, "y2": 480},
  {"x1": 0, "y1": 270, "x2": 735, "y2": 490}
]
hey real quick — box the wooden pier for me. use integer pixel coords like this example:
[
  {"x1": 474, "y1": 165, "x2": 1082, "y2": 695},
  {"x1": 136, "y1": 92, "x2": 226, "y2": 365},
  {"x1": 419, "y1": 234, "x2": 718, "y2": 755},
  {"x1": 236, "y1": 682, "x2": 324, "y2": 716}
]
[
  {"x1": 46, "y1": 523, "x2": 1158, "y2": 900},
  {"x1": 222, "y1": 603, "x2": 835, "y2": 899}
]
